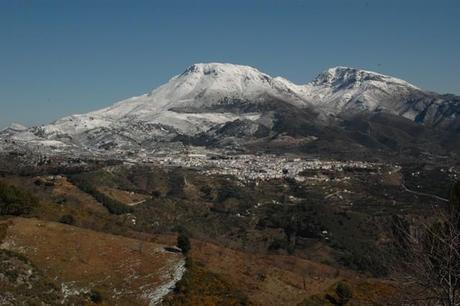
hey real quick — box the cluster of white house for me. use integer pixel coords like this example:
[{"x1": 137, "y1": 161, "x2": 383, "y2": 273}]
[{"x1": 149, "y1": 153, "x2": 382, "y2": 181}]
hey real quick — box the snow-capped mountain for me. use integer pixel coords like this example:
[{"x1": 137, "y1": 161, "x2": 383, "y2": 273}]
[
  {"x1": 39, "y1": 63, "x2": 310, "y2": 137},
  {"x1": 0, "y1": 123, "x2": 28, "y2": 138},
  {"x1": 305, "y1": 66, "x2": 459, "y2": 128},
  {"x1": 2, "y1": 63, "x2": 459, "y2": 156}
]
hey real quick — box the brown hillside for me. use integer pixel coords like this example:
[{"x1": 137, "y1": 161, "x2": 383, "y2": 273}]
[{"x1": 0, "y1": 217, "x2": 184, "y2": 306}]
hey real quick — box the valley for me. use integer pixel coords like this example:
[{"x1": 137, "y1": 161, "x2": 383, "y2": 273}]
[
  {"x1": 1, "y1": 149, "x2": 457, "y2": 304},
  {"x1": 0, "y1": 63, "x2": 459, "y2": 305}
]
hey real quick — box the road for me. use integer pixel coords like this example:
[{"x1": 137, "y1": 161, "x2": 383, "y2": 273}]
[
  {"x1": 401, "y1": 183, "x2": 449, "y2": 202},
  {"x1": 127, "y1": 199, "x2": 147, "y2": 206}
]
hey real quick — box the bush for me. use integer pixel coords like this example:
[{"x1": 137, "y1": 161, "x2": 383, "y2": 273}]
[
  {"x1": 59, "y1": 214, "x2": 75, "y2": 225},
  {"x1": 336, "y1": 282, "x2": 352, "y2": 305},
  {"x1": 268, "y1": 238, "x2": 288, "y2": 251},
  {"x1": 339, "y1": 244, "x2": 389, "y2": 277},
  {"x1": 167, "y1": 170, "x2": 185, "y2": 198},
  {"x1": 177, "y1": 232, "x2": 191, "y2": 255},
  {"x1": 172, "y1": 224, "x2": 189, "y2": 236},
  {"x1": 324, "y1": 282, "x2": 353, "y2": 305},
  {"x1": 151, "y1": 190, "x2": 161, "y2": 198},
  {"x1": 0, "y1": 182, "x2": 38, "y2": 216},
  {"x1": 89, "y1": 290, "x2": 103, "y2": 304}
]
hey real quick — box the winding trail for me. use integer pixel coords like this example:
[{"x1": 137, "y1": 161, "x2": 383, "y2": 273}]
[
  {"x1": 127, "y1": 199, "x2": 147, "y2": 206},
  {"x1": 401, "y1": 183, "x2": 449, "y2": 202}
]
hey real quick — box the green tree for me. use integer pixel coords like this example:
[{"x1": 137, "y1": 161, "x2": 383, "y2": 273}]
[
  {"x1": 177, "y1": 232, "x2": 191, "y2": 255},
  {"x1": 335, "y1": 282, "x2": 353, "y2": 305},
  {"x1": 59, "y1": 214, "x2": 75, "y2": 225}
]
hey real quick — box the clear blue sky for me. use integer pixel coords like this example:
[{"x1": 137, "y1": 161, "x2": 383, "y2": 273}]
[{"x1": 1, "y1": 0, "x2": 459, "y2": 128}]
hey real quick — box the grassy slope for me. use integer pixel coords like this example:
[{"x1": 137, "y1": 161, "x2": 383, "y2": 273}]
[
  {"x1": 0, "y1": 162, "x2": 438, "y2": 305},
  {"x1": 0, "y1": 217, "x2": 184, "y2": 306}
]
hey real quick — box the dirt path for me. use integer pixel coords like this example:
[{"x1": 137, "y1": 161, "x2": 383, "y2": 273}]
[
  {"x1": 401, "y1": 183, "x2": 449, "y2": 202},
  {"x1": 127, "y1": 199, "x2": 147, "y2": 206}
]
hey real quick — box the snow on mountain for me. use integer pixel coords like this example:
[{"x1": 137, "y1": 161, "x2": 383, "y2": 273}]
[
  {"x1": 303, "y1": 66, "x2": 460, "y2": 129},
  {"x1": 38, "y1": 63, "x2": 311, "y2": 140},
  {"x1": 305, "y1": 66, "x2": 422, "y2": 115},
  {"x1": 94, "y1": 63, "x2": 309, "y2": 118},
  {"x1": 2, "y1": 63, "x2": 458, "y2": 154},
  {"x1": 0, "y1": 123, "x2": 28, "y2": 134},
  {"x1": 7, "y1": 123, "x2": 28, "y2": 131},
  {"x1": 0, "y1": 123, "x2": 30, "y2": 140}
]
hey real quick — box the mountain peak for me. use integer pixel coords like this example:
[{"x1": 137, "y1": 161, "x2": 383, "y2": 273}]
[
  {"x1": 179, "y1": 63, "x2": 269, "y2": 80},
  {"x1": 5, "y1": 122, "x2": 27, "y2": 131},
  {"x1": 312, "y1": 66, "x2": 420, "y2": 90}
]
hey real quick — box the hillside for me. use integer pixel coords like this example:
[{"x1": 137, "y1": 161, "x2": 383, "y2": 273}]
[{"x1": 0, "y1": 217, "x2": 185, "y2": 305}]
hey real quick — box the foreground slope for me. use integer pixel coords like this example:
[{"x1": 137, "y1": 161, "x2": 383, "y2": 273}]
[{"x1": 0, "y1": 218, "x2": 185, "y2": 306}]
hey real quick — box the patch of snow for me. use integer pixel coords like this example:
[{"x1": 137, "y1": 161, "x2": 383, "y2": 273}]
[
  {"x1": 3, "y1": 123, "x2": 28, "y2": 132},
  {"x1": 61, "y1": 281, "x2": 90, "y2": 304},
  {"x1": 142, "y1": 258, "x2": 186, "y2": 306}
]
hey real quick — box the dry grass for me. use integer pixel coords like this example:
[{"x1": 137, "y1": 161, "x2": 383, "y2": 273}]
[
  {"x1": 163, "y1": 258, "x2": 253, "y2": 306},
  {"x1": 0, "y1": 217, "x2": 184, "y2": 306},
  {"x1": 151, "y1": 234, "x2": 399, "y2": 305},
  {"x1": 98, "y1": 186, "x2": 151, "y2": 205},
  {"x1": 188, "y1": 240, "x2": 346, "y2": 305}
]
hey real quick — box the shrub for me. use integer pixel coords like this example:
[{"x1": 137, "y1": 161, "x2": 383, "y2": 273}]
[
  {"x1": 336, "y1": 282, "x2": 353, "y2": 305},
  {"x1": 89, "y1": 290, "x2": 103, "y2": 304},
  {"x1": 177, "y1": 232, "x2": 191, "y2": 255},
  {"x1": 151, "y1": 190, "x2": 161, "y2": 198},
  {"x1": 59, "y1": 214, "x2": 75, "y2": 225},
  {"x1": 324, "y1": 282, "x2": 353, "y2": 305},
  {"x1": 339, "y1": 244, "x2": 389, "y2": 277},
  {"x1": 172, "y1": 224, "x2": 189, "y2": 235},
  {"x1": 167, "y1": 170, "x2": 185, "y2": 198},
  {"x1": 268, "y1": 238, "x2": 288, "y2": 251},
  {"x1": 0, "y1": 182, "x2": 38, "y2": 216}
]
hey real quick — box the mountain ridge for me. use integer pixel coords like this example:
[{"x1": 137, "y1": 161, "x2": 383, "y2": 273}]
[{"x1": 1, "y1": 63, "x2": 459, "y2": 158}]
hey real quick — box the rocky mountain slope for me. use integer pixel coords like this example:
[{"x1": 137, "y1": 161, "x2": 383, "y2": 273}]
[
  {"x1": 306, "y1": 67, "x2": 459, "y2": 128},
  {"x1": 1, "y1": 63, "x2": 459, "y2": 157}
]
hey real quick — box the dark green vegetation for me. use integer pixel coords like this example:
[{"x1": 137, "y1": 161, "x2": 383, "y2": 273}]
[
  {"x1": 334, "y1": 282, "x2": 353, "y2": 305},
  {"x1": 69, "y1": 173, "x2": 133, "y2": 215},
  {"x1": 0, "y1": 181, "x2": 38, "y2": 216},
  {"x1": 58, "y1": 214, "x2": 75, "y2": 225},
  {"x1": 177, "y1": 231, "x2": 191, "y2": 254}
]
